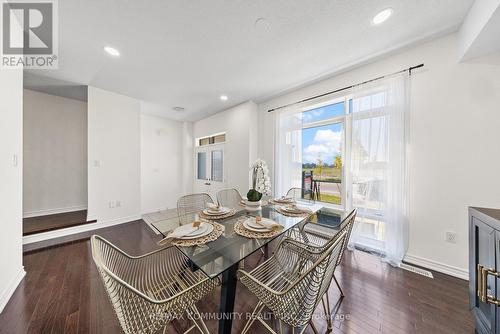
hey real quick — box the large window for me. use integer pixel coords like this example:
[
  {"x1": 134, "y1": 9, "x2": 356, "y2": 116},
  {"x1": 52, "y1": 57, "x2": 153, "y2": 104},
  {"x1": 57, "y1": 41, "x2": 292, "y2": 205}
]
[
  {"x1": 301, "y1": 100, "x2": 347, "y2": 206},
  {"x1": 299, "y1": 96, "x2": 387, "y2": 246},
  {"x1": 277, "y1": 73, "x2": 409, "y2": 260}
]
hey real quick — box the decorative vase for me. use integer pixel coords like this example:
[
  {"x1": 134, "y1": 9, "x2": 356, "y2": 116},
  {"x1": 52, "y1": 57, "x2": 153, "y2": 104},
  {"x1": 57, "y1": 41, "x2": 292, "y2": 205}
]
[
  {"x1": 246, "y1": 158, "x2": 270, "y2": 212},
  {"x1": 245, "y1": 199, "x2": 262, "y2": 212}
]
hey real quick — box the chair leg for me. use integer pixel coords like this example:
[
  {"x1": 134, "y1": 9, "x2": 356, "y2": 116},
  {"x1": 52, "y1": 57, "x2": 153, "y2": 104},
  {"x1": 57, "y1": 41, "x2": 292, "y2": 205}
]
[
  {"x1": 325, "y1": 292, "x2": 332, "y2": 318},
  {"x1": 308, "y1": 320, "x2": 319, "y2": 334},
  {"x1": 321, "y1": 282, "x2": 346, "y2": 332},
  {"x1": 182, "y1": 325, "x2": 197, "y2": 334},
  {"x1": 241, "y1": 301, "x2": 265, "y2": 334},
  {"x1": 333, "y1": 274, "x2": 344, "y2": 297},
  {"x1": 323, "y1": 292, "x2": 346, "y2": 334},
  {"x1": 322, "y1": 295, "x2": 333, "y2": 331},
  {"x1": 186, "y1": 305, "x2": 210, "y2": 334}
]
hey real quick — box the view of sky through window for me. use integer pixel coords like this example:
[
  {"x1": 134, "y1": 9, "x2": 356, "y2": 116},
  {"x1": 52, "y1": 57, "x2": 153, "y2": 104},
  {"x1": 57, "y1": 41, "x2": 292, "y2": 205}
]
[
  {"x1": 301, "y1": 102, "x2": 345, "y2": 205},
  {"x1": 302, "y1": 123, "x2": 342, "y2": 165},
  {"x1": 301, "y1": 102, "x2": 344, "y2": 166},
  {"x1": 302, "y1": 101, "x2": 344, "y2": 124}
]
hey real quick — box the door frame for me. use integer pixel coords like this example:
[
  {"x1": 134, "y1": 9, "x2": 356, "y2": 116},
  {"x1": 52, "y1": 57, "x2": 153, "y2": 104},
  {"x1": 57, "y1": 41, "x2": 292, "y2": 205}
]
[{"x1": 193, "y1": 142, "x2": 226, "y2": 200}]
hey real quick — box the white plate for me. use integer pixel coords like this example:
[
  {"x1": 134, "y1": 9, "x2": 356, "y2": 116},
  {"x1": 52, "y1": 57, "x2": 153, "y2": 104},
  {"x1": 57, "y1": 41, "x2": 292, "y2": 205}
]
[
  {"x1": 281, "y1": 206, "x2": 298, "y2": 213},
  {"x1": 171, "y1": 223, "x2": 214, "y2": 240},
  {"x1": 243, "y1": 220, "x2": 270, "y2": 232},
  {"x1": 204, "y1": 207, "x2": 230, "y2": 215},
  {"x1": 181, "y1": 223, "x2": 214, "y2": 239},
  {"x1": 273, "y1": 198, "x2": 293, "y2": 203}
]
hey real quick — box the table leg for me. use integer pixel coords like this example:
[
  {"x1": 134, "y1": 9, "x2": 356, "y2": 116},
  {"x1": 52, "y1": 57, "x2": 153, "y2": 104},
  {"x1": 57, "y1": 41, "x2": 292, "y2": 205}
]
[{"x1": 218, "y1": 263, "x2": 239, "y2": 334}]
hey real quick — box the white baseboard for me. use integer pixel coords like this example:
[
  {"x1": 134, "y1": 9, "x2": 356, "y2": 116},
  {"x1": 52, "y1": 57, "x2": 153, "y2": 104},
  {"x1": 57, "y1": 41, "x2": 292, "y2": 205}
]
[
  {"x1": 23, "y1": 205, "x2": 88, "y2": 218},
  {"x1": 0, "y1": 267, "x2": 26, "y2": 314},
  {"x1": 141, "y1": 206, "x2": 171, "y2": 216},
  {"x1": 23, "y1": 214, "x2": 142, "y2": 244},
  {"x1": 404, "y1": 253, "x2": 469, "y2": 281}
]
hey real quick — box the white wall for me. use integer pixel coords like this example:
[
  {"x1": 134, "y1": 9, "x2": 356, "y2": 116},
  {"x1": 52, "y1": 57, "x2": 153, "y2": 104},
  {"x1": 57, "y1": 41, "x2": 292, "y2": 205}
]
[
  {"x1": 87, "y1": 86, "x2": 141, "y2": 223},
  {"x1": 258, "y1": 33, "x2": 500, "y2": 278},
  {"x1": 180, "y1": 121, "x2": 194, "y2": 196},
  {"x1": 0, "y1": 68, "x2": 25, "y2": 313},
  {"x1": 141, "y1": 113, "x2": 189, "y2": 213},
  {"x1": 193, "y1": 101, "x2": 258, "y2": 196},
  {"x1": 23, "y1": 89, "x2": 87, "y2": 217}
]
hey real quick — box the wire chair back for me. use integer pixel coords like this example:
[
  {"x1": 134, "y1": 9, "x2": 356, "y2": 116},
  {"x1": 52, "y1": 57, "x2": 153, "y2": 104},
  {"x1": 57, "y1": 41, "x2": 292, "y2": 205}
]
[
  {"x1": 286, "y1": 187, "x2": 302, "y2": 200},
  {"x1": 177, "y1": 193, "x2": 214, "y2": 224},
  {"x1": 336, "y1": 209, "x2": 356, "y2": 265},
  {"x1": 91, "y1": 235, "x2": 218, "y2": 334},
  {"x1": 239, "y1": 230, "x2": 347, "y2": 328},
  {"x1": 298, "y1": 209, "x2": 356, "y2": 265},
  {"x1": 216, "y1": 188, "x2": 242, "y2": 208}
]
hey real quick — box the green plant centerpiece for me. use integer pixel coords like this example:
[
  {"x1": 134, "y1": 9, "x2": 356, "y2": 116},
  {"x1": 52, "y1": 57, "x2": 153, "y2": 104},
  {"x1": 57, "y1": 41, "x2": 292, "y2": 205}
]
[
  {"x1": 246, "y1": 159, "x2": 271, "y2": 211},
  {"x1": 246, "y1": 188, "x2": 262, "y2": 202}
]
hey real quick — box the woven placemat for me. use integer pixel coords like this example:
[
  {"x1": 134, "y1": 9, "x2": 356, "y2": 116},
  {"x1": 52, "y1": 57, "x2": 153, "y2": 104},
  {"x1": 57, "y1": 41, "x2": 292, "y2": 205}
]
[
  {"x1": 199, "y1": 208, "x2": 236, "y2": 221},
  {"x1": 276, "y1": 207, "x2": 313, "y2": 217},
  {"x1": 234, "y1": 218, "x2": 283, "y2": 239},
  {"x1": 162, "y1": 222, "x2": 224, "y2": 247}
]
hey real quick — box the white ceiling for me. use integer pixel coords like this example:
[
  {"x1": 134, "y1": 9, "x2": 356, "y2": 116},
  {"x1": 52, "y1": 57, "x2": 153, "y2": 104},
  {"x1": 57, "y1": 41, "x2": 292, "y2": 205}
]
[
  {"x1": 460, "y1": 0, "x2": 500, "y2": 61},
  {"x1": 27, "y1": 0, "x2": 474, "y2": 121},
  {"x1": 24, "y1": 73, "x2": 88, "y2": 101}
]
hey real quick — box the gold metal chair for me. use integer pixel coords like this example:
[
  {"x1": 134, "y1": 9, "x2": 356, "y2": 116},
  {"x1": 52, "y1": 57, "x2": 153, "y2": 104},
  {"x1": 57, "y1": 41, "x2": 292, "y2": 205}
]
[
  {"x1": 216, "y1": 188, "x2": 243, "y2": 209},
  {"x1": 283, "y1": 210, "x2": 356, "y2": 331},
  {"x1": 291, "y1": 210, "x2": 356, "y2": 296},
  {"x1": 177, "y1": 193, "x2": 214, "y2": 225},
  {"x1": 91, "y1": 235, "x2": 220, "y2": 334},
  {"x1": 238, "y1": 230, "x2": 347, "y2": 334}
]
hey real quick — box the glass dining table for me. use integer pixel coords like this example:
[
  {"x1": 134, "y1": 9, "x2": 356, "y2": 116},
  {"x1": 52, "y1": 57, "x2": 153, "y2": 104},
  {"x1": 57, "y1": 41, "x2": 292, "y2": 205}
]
[{"x1": 151, "y1": 201, "x2": 353, "y2": 334}]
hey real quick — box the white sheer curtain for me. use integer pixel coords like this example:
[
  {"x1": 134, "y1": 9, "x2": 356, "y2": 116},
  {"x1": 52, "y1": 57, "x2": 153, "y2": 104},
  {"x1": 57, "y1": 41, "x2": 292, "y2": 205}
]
[
  {"x1": 274, "y1": 105, "x2": 303, "y2": 197},
  {"x1": 348, "y1": 72, "x2": 410, "y2": 266}
]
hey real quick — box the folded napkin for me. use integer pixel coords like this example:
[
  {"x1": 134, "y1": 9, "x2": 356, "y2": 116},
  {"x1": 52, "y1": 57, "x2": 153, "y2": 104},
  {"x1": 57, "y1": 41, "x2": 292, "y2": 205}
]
[
  {"x1": 207, "y1": 203, "x2": 221, "y2": 211},
  {"x1": 254, "y1": 218, "x2": 281, "y2": 229},
  {"x1": 285, "y1": 204, "x2": 311, "y2": 213},
  {"x1": 168, "y1": 224, "x2": 202, "y2": 239}
]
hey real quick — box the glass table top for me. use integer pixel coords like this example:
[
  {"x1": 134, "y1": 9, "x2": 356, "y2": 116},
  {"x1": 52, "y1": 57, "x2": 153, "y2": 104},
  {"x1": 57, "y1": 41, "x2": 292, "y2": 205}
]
[{"x1": 151, "y1": 201, "x2": 353, "y2": 278}]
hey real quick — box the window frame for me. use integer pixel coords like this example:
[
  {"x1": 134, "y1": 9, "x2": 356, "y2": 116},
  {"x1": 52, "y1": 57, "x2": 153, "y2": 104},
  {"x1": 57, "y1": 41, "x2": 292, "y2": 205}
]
[
  {"x1": 295, "y1": 90, "x2": 392, "y2": 251},
  {"x1": 195, "y1": 132, "x2": 226, "y2": 147},
  {"x1": 299, "y1": 95, "x2": 352, "y2": 210}
]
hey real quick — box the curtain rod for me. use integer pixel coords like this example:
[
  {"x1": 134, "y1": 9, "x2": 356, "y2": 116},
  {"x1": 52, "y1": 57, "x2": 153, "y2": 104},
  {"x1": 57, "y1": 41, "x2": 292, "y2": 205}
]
[{"x1": 267, "y1": 63, "x2": 424, "y2": 113}]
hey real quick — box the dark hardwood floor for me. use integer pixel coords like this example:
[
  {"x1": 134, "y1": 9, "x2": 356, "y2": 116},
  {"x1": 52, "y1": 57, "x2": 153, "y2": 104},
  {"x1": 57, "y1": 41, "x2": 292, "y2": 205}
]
[
  {"x1": 23, "y1": 210, "x2": 95, "y2": 236},
  {"x1": 2, "y1": 220, "x2": 474, "y2": 334}
]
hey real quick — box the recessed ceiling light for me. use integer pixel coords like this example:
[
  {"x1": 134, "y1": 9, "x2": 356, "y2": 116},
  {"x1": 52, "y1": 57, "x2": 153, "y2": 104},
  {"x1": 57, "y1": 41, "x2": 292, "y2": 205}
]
[
  {"x1": 220, "y1": 95, "x2": 228, "y2": 101},
  {"x1": 172, "y1": 106, "x2": 185, "y2": 112},
  {"x1": 104, "y1": 46, "x2": 120, "y2": 57},
  {"x1": 255, "y1": 17, "x2": 270, "y2": 31},
  {"x1": 372, "y1": 8, "x2": 393, "y2": 25}
]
